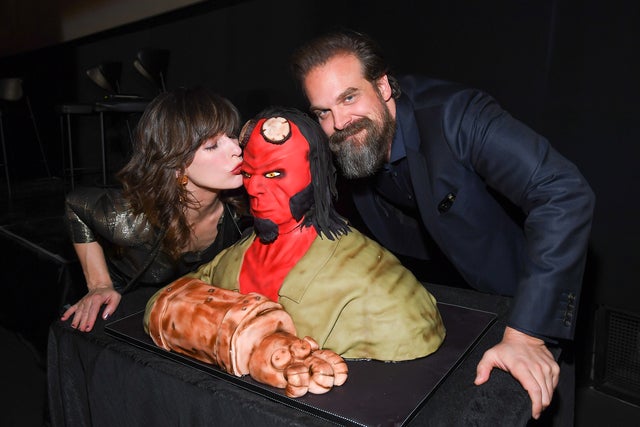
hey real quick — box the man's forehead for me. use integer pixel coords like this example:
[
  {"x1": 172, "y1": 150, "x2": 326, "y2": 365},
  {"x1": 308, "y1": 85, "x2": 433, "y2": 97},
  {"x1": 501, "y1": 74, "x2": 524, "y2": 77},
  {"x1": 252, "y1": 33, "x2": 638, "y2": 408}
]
[{"x1": 305, "y1": 54, "x2": 368, "y2": 106}]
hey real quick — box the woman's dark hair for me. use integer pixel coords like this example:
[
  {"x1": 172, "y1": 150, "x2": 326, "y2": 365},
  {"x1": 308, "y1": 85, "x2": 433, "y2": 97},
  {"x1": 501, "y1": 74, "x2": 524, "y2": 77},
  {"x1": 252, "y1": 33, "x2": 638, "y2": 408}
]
[
  {"x1": 240, "y1": 106, "x2": 350, "y2": 240},
  {"x1": 117, "y1": 86, "x2": 247, "y2": 259},
  {"x1": 290, "y1": 28, "x2": 401, "y2": 99}
]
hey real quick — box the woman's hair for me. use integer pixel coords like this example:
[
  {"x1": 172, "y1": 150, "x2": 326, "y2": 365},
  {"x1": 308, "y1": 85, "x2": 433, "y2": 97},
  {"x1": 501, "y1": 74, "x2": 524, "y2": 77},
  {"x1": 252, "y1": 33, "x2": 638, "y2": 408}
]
[
  {"x1": 117, "y1": 86, "x2": 246, "y2": 259},
  {"x1": 290, "y1": 28, "x2": 401, "y2": 99}
]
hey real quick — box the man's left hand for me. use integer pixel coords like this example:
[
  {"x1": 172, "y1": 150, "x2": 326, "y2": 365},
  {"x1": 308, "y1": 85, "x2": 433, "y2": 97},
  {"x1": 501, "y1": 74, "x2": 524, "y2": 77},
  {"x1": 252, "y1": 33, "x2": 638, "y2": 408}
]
[{"x1": 474, "y1": 326, "x2": 560, "y2": 420}]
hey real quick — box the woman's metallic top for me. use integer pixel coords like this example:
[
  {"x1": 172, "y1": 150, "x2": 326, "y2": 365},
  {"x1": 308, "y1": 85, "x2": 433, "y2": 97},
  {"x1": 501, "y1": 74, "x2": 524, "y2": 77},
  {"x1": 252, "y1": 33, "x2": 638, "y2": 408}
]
[{"x1": 65, "y1": 187, "x2": 246, "y2": 292}]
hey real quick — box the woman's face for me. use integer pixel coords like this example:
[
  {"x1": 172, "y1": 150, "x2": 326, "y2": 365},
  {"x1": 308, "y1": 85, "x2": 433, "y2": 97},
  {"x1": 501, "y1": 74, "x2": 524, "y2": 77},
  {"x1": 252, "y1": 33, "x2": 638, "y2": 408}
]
[{"x1": 184, "y1": 134, "x2": 244, "y2": 191}]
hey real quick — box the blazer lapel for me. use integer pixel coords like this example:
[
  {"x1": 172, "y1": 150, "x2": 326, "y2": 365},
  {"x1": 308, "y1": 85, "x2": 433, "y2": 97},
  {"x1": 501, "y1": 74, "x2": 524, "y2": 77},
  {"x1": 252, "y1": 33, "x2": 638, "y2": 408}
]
[{"x1": 398, "y1": 96, "x2": 438, "y2": 232}]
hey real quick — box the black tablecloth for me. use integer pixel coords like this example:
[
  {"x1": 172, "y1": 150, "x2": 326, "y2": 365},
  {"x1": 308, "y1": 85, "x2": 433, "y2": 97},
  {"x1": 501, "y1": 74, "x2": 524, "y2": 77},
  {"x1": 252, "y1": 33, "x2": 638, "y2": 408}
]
[{"x1": 47, "y1": 284, "x2": 532, "y2": 427}]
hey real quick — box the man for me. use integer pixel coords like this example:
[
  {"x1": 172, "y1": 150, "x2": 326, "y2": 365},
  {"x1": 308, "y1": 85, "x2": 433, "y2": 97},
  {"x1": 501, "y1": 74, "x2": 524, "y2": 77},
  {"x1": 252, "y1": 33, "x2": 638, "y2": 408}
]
[
  {"x1": 145, "y1": 107, "x2": 445, "y2": 394},
  {"x1": 290, "y1": 29, "x2": 595, "y2": 423}
]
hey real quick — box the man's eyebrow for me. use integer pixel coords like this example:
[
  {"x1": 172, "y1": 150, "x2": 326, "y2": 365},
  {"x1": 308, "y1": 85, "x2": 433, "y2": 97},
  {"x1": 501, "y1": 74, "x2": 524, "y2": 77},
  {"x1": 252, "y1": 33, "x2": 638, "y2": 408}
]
[
  {"x1": 340, "y1": 87, "x2": 359, "y2": 99},
  {"x1": 309, "y1": 87, "x2": 359, "y2": 112}
]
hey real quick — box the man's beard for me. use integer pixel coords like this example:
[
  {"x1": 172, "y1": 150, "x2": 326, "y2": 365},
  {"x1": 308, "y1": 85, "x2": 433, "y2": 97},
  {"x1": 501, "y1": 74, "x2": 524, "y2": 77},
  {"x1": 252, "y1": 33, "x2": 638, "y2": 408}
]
[
  {"x1": 328, "y1": 102, "x2": 395, "y2": 179},
  {"x1": 253, "y1": 217, "x2": 279, "y2": 244}
]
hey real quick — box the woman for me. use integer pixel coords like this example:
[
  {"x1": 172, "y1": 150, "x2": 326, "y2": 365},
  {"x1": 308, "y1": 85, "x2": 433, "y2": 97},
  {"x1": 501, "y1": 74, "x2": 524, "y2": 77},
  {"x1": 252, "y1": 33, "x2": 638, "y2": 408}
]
[{"x1": 61, "y1": 87, "x2": 250, "y2": 332}]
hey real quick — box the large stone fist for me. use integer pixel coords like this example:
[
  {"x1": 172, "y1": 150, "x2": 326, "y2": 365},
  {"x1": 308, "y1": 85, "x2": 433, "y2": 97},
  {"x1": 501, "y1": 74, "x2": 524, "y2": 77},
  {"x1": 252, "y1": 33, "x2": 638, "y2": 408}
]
[
  {"x1": 249, "y1": 332, "x2": 348, "y2": 397},
  {"x1": 145, "y1": 278, "x2": 348, "y2": 397}
]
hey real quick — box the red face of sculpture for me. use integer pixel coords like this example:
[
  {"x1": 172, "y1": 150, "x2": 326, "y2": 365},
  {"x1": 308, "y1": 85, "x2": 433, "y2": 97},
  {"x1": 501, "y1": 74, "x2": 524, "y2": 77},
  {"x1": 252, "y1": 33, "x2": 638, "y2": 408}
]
[{"x1": 241, "y1": 117, "x2": 312, "y2": 230}]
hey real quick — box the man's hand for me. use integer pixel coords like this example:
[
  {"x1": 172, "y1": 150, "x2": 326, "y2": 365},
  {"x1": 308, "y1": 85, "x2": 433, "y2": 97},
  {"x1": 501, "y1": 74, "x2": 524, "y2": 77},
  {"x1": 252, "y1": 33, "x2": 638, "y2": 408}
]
[
  {"x1": 474, "y1": 326, "x2": 559, "y2": 419},
  {"x1": 61, "y1": 285, "x2": 121, "y2": 332}
]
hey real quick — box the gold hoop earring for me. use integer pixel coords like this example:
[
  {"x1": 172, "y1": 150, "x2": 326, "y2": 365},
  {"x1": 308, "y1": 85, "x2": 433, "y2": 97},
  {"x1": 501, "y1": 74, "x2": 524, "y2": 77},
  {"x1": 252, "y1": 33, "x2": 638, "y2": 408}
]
[{"x1": 178, "y1": 175, "x2": 188, "y2": 203}]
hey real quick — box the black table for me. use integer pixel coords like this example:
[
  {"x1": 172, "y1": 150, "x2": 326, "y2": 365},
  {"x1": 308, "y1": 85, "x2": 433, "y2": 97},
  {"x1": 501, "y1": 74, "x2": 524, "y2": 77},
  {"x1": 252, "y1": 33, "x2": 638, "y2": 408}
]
[{"x1": 47, "y1": 284, "x2": 533, "y2": 427}]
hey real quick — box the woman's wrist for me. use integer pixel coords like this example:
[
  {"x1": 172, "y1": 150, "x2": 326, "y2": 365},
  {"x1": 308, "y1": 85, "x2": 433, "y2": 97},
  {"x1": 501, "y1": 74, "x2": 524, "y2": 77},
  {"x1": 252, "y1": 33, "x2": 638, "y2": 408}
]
[{"x1": 88, "y1": 282, "x2": 115, "y2": 292}]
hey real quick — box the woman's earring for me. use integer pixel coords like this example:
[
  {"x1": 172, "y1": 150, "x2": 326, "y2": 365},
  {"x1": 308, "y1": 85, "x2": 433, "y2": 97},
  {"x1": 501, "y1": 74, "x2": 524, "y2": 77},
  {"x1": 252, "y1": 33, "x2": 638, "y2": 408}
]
[{"x1": 178, "y1": 175, "x2": 188, "y2": 203}]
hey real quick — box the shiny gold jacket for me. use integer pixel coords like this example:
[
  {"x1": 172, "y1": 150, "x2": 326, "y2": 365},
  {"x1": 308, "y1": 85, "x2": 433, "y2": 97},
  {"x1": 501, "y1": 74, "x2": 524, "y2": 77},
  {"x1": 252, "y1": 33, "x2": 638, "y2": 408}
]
[{"x1": 65, "y1": 187, "x2": 244, "y2": 290}]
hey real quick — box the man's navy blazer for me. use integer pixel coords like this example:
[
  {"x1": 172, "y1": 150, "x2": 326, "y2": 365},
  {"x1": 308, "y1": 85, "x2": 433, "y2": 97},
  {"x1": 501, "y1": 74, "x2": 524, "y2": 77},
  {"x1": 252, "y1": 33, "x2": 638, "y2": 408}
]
[{"x1": 350, "y1": 75, "x2": 595, "y2": 341}]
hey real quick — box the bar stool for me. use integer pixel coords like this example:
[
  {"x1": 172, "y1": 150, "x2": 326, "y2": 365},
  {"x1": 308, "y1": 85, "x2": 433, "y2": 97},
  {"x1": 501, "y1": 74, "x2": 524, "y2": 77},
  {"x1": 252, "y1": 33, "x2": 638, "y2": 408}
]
[
  {"x1": 55, "y1": 103, "x2": 95, "y2": 190},
  {"x1": 1, "y1": 77, "x2": 51, "y2": 199},
  {"x1": 85, "y1": 61, "x2": 151, "y2": 186},
  {"x1": 0, "y1": 105, "x2": 11, "y2": 199},
  {"x1": 94, "y1": 98, "x2": 149, "y2": 186}
]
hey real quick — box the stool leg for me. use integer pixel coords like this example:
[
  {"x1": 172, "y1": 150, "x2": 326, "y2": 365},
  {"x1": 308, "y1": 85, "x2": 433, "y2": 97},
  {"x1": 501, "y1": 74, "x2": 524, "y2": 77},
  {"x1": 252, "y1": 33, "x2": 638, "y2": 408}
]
[
  {"x1": 26, "y1": 96, "x2": 51, "y2": 178},
  {"x1": 100, "y1": 111, "x2": 107, "y2": 186},
  {"x1": 66, "y1": 114, "x2": 75, "y2": 190},
  {"x1": 0, "y1": 113, "x2": 11, "y2": 199},
  {"x1": 59, "y1": 115, "x2": 64, "y2": 183}
]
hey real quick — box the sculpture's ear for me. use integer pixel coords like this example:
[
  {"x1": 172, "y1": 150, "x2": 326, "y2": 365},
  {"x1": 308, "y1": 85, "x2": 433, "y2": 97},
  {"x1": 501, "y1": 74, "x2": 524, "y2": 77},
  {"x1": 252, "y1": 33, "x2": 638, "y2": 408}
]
[{"x1": 239, "y1": 119, "x2": 258, "y2": 148}]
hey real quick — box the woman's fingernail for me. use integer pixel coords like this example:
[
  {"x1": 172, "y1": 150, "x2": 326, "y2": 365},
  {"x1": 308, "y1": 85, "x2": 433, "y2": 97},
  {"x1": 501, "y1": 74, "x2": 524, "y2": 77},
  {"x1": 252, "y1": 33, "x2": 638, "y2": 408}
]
[{"x1": 103, "y1": 311, "x2": 110, "y2": 320}]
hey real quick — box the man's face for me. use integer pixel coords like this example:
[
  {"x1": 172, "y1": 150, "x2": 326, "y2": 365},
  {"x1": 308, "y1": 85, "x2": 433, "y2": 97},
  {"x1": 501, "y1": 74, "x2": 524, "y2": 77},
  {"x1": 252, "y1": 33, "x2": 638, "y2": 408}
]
[
  {"x1": 242, "y1": 118, "x2": 312, "y2": 230},
  {"x1": 303, "y1": 53, "x2": 396, "y2": 178}
]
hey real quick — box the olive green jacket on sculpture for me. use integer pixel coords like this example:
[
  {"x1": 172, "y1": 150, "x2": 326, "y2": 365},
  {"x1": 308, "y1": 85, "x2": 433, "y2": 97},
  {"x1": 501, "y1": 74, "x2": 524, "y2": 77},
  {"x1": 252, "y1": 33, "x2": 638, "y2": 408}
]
[{"x1": 146, "y1": 227, "x2": 446, "y2": 361}]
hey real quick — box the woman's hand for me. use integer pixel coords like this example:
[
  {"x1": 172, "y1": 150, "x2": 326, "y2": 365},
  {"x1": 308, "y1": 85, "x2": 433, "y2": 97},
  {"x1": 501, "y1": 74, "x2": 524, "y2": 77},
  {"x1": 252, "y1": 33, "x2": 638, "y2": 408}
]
[{"x1": 61, "y1": 285, "x2": 121, "y2": 332}]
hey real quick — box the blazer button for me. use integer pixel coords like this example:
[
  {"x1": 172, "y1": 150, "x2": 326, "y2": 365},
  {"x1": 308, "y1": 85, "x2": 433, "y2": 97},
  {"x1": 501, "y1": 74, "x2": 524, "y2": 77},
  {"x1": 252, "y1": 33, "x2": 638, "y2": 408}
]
[
  {"x1": 563, "y1": 310, "x2": 573, "y2": 326},
  {"x1": 438, "y1": 192, "x2": 456, "y2": 213}
]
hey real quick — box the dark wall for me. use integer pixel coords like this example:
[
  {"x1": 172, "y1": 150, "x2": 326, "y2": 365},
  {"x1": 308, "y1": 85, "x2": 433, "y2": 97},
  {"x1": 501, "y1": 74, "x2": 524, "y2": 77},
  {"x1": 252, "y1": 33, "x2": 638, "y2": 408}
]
[{"x1": 1, "y1": 0, "x2": 638, "y2": 394}]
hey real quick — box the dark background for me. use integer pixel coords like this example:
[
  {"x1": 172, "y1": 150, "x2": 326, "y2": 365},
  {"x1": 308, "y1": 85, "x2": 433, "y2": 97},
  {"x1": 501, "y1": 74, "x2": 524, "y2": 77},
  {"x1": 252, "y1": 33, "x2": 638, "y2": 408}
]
[{"x1": 1, "y1": 0, "x2": 639, "y2": 424}]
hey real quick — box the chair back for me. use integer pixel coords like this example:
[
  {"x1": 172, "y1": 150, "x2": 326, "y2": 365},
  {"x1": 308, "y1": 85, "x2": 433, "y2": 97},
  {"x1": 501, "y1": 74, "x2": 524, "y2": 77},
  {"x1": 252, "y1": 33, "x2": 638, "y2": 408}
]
[
  {"x1": 86, "y1": 62, "x2": 122, "y2": 94},
  {"x1": 134, "y1": 48, "x2": 169, "y2": 93},
  {"x1": 0, "y1": 78, "x2": 23, "y2": 102}
]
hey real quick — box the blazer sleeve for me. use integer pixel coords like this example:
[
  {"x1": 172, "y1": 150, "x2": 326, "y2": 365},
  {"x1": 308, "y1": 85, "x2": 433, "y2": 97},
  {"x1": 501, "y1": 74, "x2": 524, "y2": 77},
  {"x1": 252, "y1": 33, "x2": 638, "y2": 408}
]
[{"x1": 441, "y1": 89, "x2": 595, "y2": 340}]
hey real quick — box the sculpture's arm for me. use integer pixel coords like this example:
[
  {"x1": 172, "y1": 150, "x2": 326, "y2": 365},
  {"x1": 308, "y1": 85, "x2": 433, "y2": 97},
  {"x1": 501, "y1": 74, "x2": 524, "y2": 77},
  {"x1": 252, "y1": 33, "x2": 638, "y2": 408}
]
[{"x1": 145, "y1": 277, "x2": 348, "y2": 397}]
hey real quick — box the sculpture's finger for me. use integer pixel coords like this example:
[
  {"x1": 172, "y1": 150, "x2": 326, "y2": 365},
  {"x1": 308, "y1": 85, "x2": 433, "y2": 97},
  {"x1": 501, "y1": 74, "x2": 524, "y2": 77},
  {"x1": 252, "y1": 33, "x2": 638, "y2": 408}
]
[
  {"x1": 302, "y1": 336, "x2": 320, "y2": 351},
  {"x1": 290, "y1": 338, "x2": 313, "y2": 359},
  {"x1": 305, "y1": 357, "x2": 335, "y2": 394},
  {"x1": 311, "y1": 349, "x2": 349, "y2": 386},
  {"x1": 270, "y1": 347, "x2": 292, "y2": 370},
  {"x1": 284, "y1": 362, "x2": 310, "y2": 397}
]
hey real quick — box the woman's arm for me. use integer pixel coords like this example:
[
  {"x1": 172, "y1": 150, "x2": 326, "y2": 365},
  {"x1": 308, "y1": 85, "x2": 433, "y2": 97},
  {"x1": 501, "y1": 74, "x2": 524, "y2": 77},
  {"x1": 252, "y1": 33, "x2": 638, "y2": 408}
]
[
  {"x1": 74, "y1": 242, "x2": 112, "y2": 288},
  {"x1": 60, "y1": 242, "x2": 122, "y2": 332}
]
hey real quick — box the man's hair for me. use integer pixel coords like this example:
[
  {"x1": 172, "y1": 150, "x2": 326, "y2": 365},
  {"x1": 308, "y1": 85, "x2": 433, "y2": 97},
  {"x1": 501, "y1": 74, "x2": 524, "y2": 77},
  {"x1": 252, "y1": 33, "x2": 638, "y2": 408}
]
[
  {"x1": 241, "y1": 106, "x2": 350, "y2": 240},
  {"x1": 290, "y1": 28, "x2": 401, "y2": 99}
]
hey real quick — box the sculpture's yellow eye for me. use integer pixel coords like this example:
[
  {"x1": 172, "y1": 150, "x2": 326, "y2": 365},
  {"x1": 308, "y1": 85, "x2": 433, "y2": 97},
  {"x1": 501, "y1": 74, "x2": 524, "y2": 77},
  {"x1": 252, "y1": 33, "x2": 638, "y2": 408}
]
[{"x1": 265, "y1": 171, "x2": 281, "y2": 179}]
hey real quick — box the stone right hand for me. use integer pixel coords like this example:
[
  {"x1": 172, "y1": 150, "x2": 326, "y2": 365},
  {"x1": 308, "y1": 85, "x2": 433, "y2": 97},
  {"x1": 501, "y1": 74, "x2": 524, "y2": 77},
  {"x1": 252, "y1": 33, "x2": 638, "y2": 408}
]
[{"x1": 248, "y1": 332, "x2": 348, "y2": 397}]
